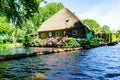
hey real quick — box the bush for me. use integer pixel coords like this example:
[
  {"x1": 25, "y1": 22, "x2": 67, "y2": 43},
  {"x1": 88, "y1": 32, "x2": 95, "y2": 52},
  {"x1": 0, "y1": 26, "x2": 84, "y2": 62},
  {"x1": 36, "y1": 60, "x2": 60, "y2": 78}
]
[
  {"x1": 23, "y1": 35, "x2": 38, "y2": 47},
  {"x1": 56, "y1": 37, "x2": 62, "y2": 41},
  {"x1": 17, "y1": 36, "x2": 24, "y2": 43},
  {"x1": 64, "y1": 38, "x2": 80, "y2": 47},
  {"x1": 6, "y1": 37, "x2": 13, "y2": 43},
  {"x1": 111, "y1": 34, "x2": 116, "y2": 42},
  {"x1": 93, "y1": 37, "x2": 104, "y2": 42},
  {"x1": 79, "y1": 39, "x2": 90, "y2": 47},
  {"x1": 0, "y1": 37, "x2": 4, "y2": 44},
  {"x1": 90, "y1": 41, "x2": 100, "y2": 46},
  {"x1": 0, "y1": 36, "x2": 13, "y2": 44}
]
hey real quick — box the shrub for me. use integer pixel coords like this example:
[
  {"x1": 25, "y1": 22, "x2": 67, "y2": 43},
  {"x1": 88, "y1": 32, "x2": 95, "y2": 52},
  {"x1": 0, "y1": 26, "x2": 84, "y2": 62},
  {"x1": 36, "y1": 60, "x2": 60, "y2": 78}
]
[
  {"x1": 90, "y1": 41, "x2": 100, "y2": 46},
  {"x1": 56, "y1": 37, "x2": 62, "y2": 41},
  {"x1": 23, "y1": 35, "x2": 37, "y2": 47},
  {"x1": 93, "y1": 37, "x2": 104, "y2": 42},
  {"x1": 17, "y1": 36, "x2": 24, "y2": 43},
  {"x1": 44, "y1": 37, "x2": 57, "y2": 47},
  {"x1": 0, "y1": 36, "x2": 13, "y2": 44},
  {"x1": 64, "y1": 38, "x2": 80, "y2": 47},
  {"x1": 0, "y1": 37, "x2": 4, "y2": 44},
  {"x1": 79, "y1": 39, "x2": 90, "y2": 47},
  {"x1": 111, "y1": 34, "x2": 116, "y2": 42}
]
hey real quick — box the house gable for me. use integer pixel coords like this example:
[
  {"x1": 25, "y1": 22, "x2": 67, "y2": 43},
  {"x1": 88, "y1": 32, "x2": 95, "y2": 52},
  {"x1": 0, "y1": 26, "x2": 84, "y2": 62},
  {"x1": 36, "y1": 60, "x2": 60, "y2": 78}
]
[{"x1": 37, "y1": 7, "x2": 92, "y2": 39}]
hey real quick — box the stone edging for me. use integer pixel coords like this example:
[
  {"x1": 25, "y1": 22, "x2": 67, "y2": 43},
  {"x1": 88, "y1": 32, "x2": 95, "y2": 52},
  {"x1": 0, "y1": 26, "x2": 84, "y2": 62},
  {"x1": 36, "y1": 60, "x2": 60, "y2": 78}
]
[{"x1": 0, "y1": 47, "x2": 83, "y2": 61}]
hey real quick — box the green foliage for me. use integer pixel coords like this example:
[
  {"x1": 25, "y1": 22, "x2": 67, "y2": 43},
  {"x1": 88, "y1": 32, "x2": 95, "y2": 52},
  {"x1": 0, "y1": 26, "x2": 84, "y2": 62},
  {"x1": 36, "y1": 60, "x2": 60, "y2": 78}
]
[
  {"x1": 0, "y1": 23, "x2": 11, "y2": 35},
  {"x1": 0, "y1": 43, "x2": 22, "y2": 52},
  {"x1": 23, "y1": 35, "x2": 37, "y2": 46},
  {"x1": 0, "y1": 16, "x2": 12, "y2": 35},
  {"x1": 0, "y1": 2, "x2": 64, "y2": 44},
  {"x1": 79, "y1": 39, "x2": 90, "y2": 47},
  {"x1": 93, "y1": 37, "x2": 104, "y2": 42},
  {"x1": 111, "y1": 34, "x2": 116, "y2": 42},
  {"x1": 101, "y1": 25, "x2": 111, "y2": 33},
  {"x1": 56, "y1": 37, "x2": 62, "y2": 41},
  {"x1": 83, "y1": 19, "x2": 101, "y2": 34},
  {"x1": 65, "y1": 38, "x2": 80, "y2": 47},
  {"x1": 17, "y1": 29, "x2": 26, "y2": 37},
  {"x1": 0, "y1": 0, "x2": 45, "y2": 43},
  {"x1": 1, "y1": 0, "x2": 44, "y2": 26},
  {"x1": 29, "y1": 2, "x2": 64, "y2": 32},
  {"x1": 0, "y1": 37, "x2": 4, "y2": 44},
  {"x1": 116, "y1": 30, "x2": 120, "y2": 38},
  {"x1": 21, "y1": 2, "x2": 64, "y2": 34},
  {"x1": 0, "y1": 9, "x2": 5, "y2": 16},
  {"x1": 0, "y1": 36, "x2": 13, "y2": 44},
  {"x1": 90, "y1": 41, "x2": 100, "y2": 46}
]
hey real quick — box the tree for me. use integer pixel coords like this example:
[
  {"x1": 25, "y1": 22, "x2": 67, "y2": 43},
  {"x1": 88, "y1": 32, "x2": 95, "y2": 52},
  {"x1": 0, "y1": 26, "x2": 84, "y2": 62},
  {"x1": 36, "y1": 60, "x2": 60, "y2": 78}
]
[
  {"x1": 0, "y1": 16, "x2": 12, "y2": 36},
  {"x1": 31, "y1": 2, "x2": 64, "y2": 31},
  {"x1": 22, "y1": 2, "x2": 64, "y2": 34},
  {"x1": 101, "y1": 25, "x2": 111, "y2": 34},
  {"x1": 116, "y1": 29, "x2": 120, "y2": 38},
  {"x1": 0, "y1": 0, "x2": 45, "y2": 43},
  {"x1": 82, "y1": 19, "x2": 101, "y2": 34}
]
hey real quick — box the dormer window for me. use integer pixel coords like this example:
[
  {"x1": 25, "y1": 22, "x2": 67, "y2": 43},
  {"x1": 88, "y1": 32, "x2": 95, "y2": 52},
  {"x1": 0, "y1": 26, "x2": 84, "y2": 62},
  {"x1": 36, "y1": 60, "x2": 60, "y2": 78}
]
[{"x1": 66, "y1": 20, "x2": 69, "y2": 22}]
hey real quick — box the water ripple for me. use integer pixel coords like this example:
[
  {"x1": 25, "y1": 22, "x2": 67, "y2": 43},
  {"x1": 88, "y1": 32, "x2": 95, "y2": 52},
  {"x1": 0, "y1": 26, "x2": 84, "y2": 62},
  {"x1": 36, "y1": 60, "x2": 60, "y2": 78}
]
[{"x1": 0, "y1": 43, "x2": 120, "y2": 79}]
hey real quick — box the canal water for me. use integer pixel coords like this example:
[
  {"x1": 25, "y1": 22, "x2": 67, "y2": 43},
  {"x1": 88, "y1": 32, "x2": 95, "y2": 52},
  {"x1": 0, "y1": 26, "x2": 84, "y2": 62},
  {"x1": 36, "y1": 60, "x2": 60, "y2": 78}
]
[{"x1": 0, "y1": 43, "x2": 120, "y2": 80}]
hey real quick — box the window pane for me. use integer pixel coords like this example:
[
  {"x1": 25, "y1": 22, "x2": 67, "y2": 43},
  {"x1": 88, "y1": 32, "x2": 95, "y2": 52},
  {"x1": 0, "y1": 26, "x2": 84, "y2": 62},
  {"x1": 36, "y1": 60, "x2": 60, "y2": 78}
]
[
  {"x1": 41, "y1": 33, "x2": 45, "y2": 37},
  {"x1": 72, "y1": 30, "x2": 77, "y2": 35}
]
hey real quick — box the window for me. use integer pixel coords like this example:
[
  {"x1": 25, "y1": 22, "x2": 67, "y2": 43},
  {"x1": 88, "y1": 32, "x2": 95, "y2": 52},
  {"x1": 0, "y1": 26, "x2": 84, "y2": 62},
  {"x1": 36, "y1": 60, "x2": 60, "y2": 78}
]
[
  {"x1": 72, "y1": 30, "x2": 77, "y2": 35},
  {"x1": 56, "y1": 32, "x2": 60, "y2": 36},
  {"x1": 49, "y1": 32, "x2": 52, "y2": 37},
  {"x1": 64, "y1": 31, "x2": 66, "y2": 36},
  {"x1": 52, "y1": 32, "x2": 55, "y2": 36},
  {"x1": 41, "y1": 33, "x2": 45, "y2": 38}
]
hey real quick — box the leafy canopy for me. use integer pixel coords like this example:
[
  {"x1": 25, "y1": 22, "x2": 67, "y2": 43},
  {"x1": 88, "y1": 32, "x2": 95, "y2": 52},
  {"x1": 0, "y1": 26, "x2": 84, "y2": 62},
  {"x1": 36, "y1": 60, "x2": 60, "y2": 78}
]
[
  {"x1": 0, "y1": 0, "x2": 44, "y2": 27},
  {"x1": 32, "y1": 2, "x2": 64, "y2": 30},
  {"x1": 0, "y1": 16, "x2": 12, "y2": 35},
  {"x1": 116, "y1": 29, "x2": 120, "y2": 38},
  {"x1": 22, "y1": 2, "x2": 64, "y2": 34},
  {"x1": 83, "y1": 19, "x2": 101, "y2": 34},
  {"x1": 101, "y1": 25, "x2": 111, "y2": 33}
]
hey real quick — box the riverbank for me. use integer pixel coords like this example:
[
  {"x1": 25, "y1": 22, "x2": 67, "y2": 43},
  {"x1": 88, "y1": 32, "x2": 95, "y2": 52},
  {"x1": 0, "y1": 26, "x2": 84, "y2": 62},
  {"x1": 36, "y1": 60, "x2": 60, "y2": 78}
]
[
  {"x1": 0, "y1": 43, "x2": 23, "y2": 50},
  {"x1": 0, "y1": 42, "x2": 118, "y2": 61},
  {"x1": 0, "y1": 47, "x2": 82, "y2": 60},
  {"x1": 1, "y1": 43, "x2": 120, "y2": 80}
]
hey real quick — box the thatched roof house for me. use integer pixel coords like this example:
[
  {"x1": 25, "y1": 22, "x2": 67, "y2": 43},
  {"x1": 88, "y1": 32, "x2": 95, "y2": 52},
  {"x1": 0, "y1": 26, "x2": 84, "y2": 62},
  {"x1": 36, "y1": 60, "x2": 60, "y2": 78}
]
[{"x1": 38, "y1": 7, "x2": 92, "y2": 39}]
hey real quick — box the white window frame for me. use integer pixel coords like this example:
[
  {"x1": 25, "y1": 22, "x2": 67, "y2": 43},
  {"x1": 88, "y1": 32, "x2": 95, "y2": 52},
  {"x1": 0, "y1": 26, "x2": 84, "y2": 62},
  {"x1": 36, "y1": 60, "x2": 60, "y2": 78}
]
[
  {"x1": 64, "y1": 31, "x2": 66, "y2": 36},
  {"x1": 72, "y1": 30, "x2": 77, "y2": 35},
  {"x1": 49, "y1": 32, "x2": 52, "y2": 37}
]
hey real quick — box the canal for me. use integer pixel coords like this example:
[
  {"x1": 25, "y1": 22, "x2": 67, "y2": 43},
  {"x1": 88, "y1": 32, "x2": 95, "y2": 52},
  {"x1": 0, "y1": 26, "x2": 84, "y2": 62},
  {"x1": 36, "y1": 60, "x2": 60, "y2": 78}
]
[{"x1": 0, "y1": 43, "x2": 120, "y2": 80}]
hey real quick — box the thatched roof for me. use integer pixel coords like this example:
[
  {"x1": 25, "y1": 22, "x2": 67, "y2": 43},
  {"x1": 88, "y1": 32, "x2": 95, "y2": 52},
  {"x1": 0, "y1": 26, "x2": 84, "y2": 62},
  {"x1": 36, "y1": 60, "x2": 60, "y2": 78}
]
[{"x1": 37, "y1": 7, "x2": 91, "y2": 32}]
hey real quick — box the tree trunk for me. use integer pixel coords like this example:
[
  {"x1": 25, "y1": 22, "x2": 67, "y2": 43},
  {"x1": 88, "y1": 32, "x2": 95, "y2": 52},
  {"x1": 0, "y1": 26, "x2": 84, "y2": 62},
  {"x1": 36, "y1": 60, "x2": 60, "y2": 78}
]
[{"x1": 12, "y1": 27, "x2": 18, "y2": 44}]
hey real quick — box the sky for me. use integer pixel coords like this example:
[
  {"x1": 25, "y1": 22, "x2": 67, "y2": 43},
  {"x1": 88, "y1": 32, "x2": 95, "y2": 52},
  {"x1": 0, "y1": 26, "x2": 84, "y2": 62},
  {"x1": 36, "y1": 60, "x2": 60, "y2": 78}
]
[{"x1": 47, "y1": 0, "x2": 120, "y2": 30}]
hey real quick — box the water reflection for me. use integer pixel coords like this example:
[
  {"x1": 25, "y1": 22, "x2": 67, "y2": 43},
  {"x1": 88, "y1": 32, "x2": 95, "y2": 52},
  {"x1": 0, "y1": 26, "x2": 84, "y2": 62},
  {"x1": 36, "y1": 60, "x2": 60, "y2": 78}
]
[
  {"x1": 0, "y1": 47, "x2": 34, "y2": 55},
  {"x1": 0, "y1": 43, "x2": 120, "y2": 79}
]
